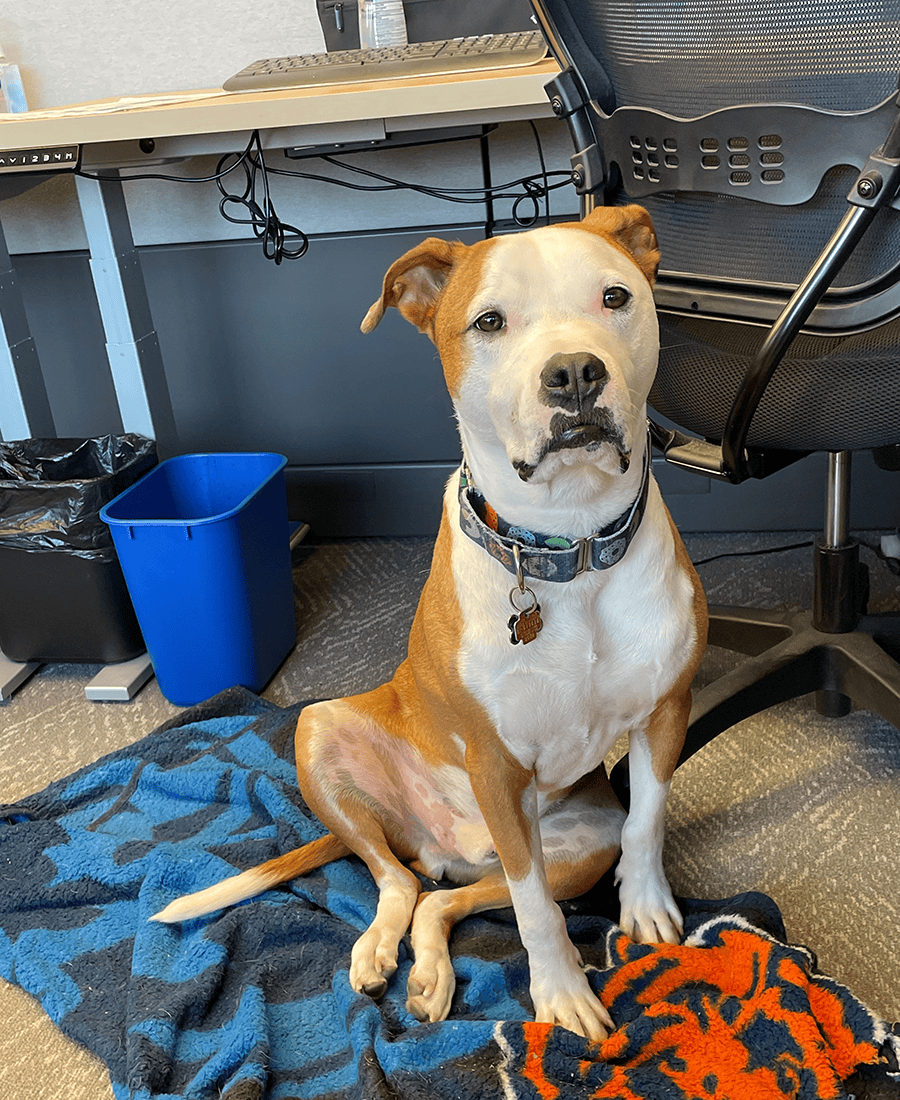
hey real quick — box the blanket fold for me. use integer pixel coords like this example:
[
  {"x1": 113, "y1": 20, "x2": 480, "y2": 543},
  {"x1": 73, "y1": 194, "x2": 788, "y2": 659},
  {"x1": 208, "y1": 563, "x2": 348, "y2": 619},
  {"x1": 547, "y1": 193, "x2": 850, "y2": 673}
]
[{"x1": 0, "y1": 687, "x2": 896, "y2": 1100}]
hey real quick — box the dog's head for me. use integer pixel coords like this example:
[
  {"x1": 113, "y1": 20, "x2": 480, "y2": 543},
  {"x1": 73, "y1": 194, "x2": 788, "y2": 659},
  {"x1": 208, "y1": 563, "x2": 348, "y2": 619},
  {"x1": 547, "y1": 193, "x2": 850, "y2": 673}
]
[{"x1": 362, "y1": 205, "x2": 660, "y2": 486}]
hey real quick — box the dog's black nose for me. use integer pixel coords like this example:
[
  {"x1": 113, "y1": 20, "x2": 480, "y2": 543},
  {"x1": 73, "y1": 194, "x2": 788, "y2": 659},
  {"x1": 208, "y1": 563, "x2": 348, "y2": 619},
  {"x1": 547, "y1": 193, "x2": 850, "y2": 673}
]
[{"x1": 539, "y1": 353, "x2": 608, "y2": 411}]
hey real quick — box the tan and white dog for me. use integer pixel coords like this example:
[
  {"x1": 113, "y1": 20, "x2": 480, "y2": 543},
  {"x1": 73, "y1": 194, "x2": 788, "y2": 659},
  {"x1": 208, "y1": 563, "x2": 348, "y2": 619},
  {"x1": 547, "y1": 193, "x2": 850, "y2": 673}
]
[{"x1": 153, "y1": 205, "x2": 707, "y2": 1042}]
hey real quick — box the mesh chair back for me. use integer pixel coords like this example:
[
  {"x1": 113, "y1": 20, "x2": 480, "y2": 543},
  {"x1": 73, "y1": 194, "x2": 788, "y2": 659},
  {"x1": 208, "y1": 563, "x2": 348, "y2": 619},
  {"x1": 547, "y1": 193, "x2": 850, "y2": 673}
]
[
  {"x1": 566, "y1": 0, "x2": 900, "y2": 116},
  {"x1": 537, "y1": 0, "x2": 900, "y2": 452}
]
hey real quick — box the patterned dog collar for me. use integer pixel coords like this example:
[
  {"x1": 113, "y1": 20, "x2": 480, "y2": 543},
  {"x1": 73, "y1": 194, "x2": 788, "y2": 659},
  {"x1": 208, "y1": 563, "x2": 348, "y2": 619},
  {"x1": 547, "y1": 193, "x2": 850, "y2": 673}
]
[{"x1": 458, "y1": 436, "x2": 651, "y2": 583}]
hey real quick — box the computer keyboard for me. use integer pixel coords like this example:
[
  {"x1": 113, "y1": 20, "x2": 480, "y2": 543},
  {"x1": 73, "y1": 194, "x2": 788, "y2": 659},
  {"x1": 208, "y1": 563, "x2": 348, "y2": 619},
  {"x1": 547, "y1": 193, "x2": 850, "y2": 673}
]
[{"x1": 223, "y1": 30, "x2": 548, "y2": 93}]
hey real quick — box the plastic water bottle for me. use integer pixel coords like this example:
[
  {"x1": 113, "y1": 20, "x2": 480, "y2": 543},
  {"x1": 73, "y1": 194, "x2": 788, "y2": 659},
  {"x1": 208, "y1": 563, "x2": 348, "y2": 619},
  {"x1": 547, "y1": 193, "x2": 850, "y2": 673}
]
[
  {"x1": 358, "y1": 0, "x2": 408, "y2": 49},
  {"x1": 0, "y1": 40, "x2": 27, "y2": 113}
]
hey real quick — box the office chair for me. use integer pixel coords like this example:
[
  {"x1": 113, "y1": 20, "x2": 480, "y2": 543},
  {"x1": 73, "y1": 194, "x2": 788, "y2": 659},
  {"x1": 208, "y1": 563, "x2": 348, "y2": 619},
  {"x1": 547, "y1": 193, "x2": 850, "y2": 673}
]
[{"x1": 528, "y1": 0, "x2": 900, "y2": 780}]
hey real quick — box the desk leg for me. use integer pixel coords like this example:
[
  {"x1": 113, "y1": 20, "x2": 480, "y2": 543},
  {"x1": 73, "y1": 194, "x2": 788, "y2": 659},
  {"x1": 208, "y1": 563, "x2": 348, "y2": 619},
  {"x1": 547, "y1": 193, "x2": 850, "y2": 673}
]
[
  {"x1": 0, "y1": 650, "x2": 40, "y2": 701},
  {"x1": 74, "y1": 172, "x2": 178, "y2": 452},
  {"x1": 0, "y1": 220, "x2": 55, "y2": 440},
  {"x1": 84, "y1": 652, "x2": 155, "y2": 702},
  {"x1": 74, "y1": 173, "x2": 171, "y2": 700},
  {"x1": 0, "y1": 650, "x2": 155, "y2": 703}
]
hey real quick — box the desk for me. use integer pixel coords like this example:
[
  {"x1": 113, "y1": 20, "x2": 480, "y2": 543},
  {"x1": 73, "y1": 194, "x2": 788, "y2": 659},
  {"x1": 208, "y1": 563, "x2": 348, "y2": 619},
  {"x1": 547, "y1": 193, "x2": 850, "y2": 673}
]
[
  {"x1": 0, "y1": 62, "x2": 560, "y2": 700},
  {"x1": 0, "y1": 61, "x2": 559, "y2": 441},
  {"x1": 1, "y1": 62, "x2": 559, "y2": 156}
]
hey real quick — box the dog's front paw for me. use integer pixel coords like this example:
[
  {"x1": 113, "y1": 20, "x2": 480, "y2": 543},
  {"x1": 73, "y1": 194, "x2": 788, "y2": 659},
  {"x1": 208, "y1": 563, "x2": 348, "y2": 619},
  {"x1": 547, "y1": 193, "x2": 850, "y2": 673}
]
[
  {"x1": 618, "y1": 876, "x2": 683, "y2": 945},
  {"x1": 531, "y1": 963, "x2": 614, "y2": 1042}
]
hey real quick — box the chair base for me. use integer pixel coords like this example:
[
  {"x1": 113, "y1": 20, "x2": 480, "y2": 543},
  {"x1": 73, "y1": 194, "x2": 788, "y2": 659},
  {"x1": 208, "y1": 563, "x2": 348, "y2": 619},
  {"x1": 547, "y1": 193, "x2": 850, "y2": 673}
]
[
  {"x1": 609, "y1": 604, "x2": 900, "y2": 804},
  {"x1": 682, "y1": 605, "x2": 900, "y2": 763}
]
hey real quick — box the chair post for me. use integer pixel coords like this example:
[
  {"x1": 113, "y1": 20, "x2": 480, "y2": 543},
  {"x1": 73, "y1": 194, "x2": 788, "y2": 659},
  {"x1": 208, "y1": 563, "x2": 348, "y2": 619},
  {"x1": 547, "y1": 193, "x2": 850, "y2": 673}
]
[
  {"x1": 823, "y1": 451, "x2": 852, "y2": 549},
  {"x1": 813, "y1": 450, "x2": 869, "y2": 716}
]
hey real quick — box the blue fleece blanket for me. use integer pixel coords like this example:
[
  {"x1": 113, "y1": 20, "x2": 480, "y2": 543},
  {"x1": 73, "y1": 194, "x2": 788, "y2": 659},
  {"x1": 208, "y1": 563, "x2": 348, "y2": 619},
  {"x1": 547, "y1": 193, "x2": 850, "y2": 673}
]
[{"x1": 0, "y1": 688, "x2": 897, "y2": 1100}]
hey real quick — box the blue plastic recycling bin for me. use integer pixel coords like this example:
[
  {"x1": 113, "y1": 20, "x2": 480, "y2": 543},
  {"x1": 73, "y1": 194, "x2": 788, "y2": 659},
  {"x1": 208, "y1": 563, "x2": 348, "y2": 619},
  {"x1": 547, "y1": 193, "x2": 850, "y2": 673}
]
[{"x1": 101, "y1": 452, "x2": 296, "y2": 705}]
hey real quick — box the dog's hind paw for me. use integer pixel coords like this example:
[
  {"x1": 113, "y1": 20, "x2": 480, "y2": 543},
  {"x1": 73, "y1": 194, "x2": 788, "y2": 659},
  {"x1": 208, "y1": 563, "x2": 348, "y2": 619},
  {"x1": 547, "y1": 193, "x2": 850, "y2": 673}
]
[
  {"x1": 406, "y1": 951, "x2": 456, "y2": 1023},
  {"x1": 349, "y1": 929, "x2": 400, "y2": 999}
]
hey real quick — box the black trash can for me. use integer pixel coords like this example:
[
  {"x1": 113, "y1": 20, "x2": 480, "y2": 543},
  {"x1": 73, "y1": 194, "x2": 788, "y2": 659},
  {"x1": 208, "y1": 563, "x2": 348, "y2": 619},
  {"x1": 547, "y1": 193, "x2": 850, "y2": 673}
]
[{"x1": 0, "y1": 434, "x2": 157, "y2": 664}]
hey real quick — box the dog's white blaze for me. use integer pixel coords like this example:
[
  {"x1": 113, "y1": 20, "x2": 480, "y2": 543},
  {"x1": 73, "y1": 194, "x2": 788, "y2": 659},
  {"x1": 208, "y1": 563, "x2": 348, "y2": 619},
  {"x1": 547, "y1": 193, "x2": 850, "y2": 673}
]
[{"x1": 456, "y1": 227, "x2": 660, "y2": 533}]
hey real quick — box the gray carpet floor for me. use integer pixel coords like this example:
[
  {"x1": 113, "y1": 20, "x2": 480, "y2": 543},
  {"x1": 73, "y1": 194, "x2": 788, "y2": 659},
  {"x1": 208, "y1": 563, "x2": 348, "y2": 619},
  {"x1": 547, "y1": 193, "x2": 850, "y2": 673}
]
[{"x1": 1, "y1": 529, "x2": 899, "y2": 1099}]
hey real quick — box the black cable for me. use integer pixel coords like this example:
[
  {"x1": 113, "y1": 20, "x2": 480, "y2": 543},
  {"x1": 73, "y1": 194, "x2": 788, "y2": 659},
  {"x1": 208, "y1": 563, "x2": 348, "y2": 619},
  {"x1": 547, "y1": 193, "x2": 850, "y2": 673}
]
[
  {"x1": 75, "y1": 130, "x2": 259, "y2": 185},
  {"x1": 526, "y1": 120, "x2": 551, "y2": 227},
  {"x1": 331, "y1": 153, "x2": 570, "y2": 204},
  {"x1": 479, "y1": 129, "x2": 495, "y2": 238},
  {"x1": 270, "y1": 152, "x2": 572, "y2": 226},
  {"x1": 692, "y1": 540, "x2": 814, "y2": 567},
  {"x1": 693, "y1": 535, "x2": 900, "y2": 578},
  {"x1": 215, "y1": 133, "x2": 308, "y2": 264},
  {"x1": 76, "y1": 130, "x2": 308, "y2": 264},
  {"x1": 511, "y1": 178, "x2": 548, "y2": 227},
  {"x1": 75, "y1": 126, "x2": 570, "y2": 260}
]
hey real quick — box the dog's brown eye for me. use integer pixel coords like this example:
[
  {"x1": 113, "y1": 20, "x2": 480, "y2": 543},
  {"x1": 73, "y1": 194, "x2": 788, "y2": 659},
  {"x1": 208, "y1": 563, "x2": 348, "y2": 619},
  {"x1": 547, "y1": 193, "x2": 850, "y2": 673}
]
[
  {"x1": 474, "y1": 311, "x2": 505, "y2": 332},
  {"x1": 603, "y1": 286, "x2": 630, "y2": 310}
]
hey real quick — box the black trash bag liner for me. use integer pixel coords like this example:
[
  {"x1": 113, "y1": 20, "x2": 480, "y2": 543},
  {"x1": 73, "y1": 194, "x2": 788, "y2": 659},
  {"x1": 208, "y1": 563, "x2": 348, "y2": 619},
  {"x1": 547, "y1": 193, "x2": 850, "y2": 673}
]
[{"x1": 0, "y1": 434, "x2": 157, "y2": 561}]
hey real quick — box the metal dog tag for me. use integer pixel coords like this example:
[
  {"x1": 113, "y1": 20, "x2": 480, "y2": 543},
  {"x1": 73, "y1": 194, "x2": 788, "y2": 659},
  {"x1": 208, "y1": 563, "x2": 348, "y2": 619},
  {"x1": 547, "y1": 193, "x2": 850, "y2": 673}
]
[
  {"x1": 508, "y1": 543, "x2": 543, "y2": 644},
  {"x1": 508, "y1": 604, "x2": 543, "y2": 645}
]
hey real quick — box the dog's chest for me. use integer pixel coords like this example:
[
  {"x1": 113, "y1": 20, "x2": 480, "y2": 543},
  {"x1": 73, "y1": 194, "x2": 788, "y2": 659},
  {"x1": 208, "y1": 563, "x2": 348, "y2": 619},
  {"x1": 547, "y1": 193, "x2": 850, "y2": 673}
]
[{"x1": 453, "y1": 507, "x2": 696, "y2": 790}]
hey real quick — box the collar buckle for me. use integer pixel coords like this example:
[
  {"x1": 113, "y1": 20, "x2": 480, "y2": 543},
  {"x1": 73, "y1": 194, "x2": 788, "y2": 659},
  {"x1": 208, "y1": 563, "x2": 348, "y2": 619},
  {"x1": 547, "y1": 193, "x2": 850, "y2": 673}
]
[{"x1": 575, "y1": 536, "x2": 594, "y2": 577}]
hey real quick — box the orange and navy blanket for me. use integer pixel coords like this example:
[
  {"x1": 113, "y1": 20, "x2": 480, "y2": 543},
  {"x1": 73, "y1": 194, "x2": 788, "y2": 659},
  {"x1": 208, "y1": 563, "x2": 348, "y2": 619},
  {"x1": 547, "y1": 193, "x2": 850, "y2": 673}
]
[
  {"x1": 0, "y1": 687, "x2": 897, "y2": 1100},
  {"x1": 496, "y1": 919, "x2": 899, "y2": 1100}
]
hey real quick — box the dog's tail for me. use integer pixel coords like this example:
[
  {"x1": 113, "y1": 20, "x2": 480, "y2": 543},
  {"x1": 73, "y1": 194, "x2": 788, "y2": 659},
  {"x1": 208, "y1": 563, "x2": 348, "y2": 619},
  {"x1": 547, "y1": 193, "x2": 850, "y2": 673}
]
[{"x1": 149, "y1": 833, "x2": 351, "y2": 923}]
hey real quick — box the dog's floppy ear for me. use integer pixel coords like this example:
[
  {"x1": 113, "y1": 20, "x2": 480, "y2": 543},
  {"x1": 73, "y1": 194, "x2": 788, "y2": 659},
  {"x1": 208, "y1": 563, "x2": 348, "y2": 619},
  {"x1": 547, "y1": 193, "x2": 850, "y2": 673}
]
[
  {"x1": 581, "y1": 204, "x2": 660, "y2": 287},
  {"x1": 361, "y1": 238, "x2": 466, "y2": 338}
]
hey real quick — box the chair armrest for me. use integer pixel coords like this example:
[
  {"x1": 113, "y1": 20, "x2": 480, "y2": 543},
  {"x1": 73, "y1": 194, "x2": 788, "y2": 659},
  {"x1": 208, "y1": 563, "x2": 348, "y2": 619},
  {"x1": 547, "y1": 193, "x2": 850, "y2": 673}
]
[{"x1": 648, "y1": 419, "x2": 806, "y2": 482}]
